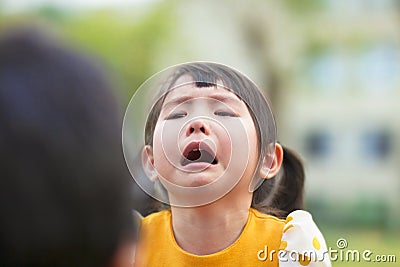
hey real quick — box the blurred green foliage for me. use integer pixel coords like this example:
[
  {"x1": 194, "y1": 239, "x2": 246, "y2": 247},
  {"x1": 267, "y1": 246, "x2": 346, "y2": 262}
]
[
  {"x1": 307, "y1": 197, "x2": 396, "y2": 229},
  {"x1": 62, "y1": 5, "x2": 176, "y2": 102},
  {"x1": 0, "y1": 1, "x2": 176, "y2": 103},
  {"x1": 282, "y1": 0, "x2": 323, "y2": 14},
  {"x1": 322, "y1": 226, "x2": 400, "y2": 267}
]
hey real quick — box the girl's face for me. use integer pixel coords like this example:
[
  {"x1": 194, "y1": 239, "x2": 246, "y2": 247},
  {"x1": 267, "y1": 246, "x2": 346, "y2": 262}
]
[{"x1": 146, "y1": 81, "x2": 260, "y2": 198}]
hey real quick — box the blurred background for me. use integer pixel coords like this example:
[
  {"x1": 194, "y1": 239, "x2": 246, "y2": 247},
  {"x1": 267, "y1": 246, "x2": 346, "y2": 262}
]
[{"x1": 1, "y1": 0, "x2": 399, "y2": 265}]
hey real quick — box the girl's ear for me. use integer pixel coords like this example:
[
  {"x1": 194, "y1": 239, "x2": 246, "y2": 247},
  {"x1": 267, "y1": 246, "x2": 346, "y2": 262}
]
[
  {"x1": 259, "y1": 143, "x2": 284, "y2": 179},
  {"x1": 141, "y1": 145, "x2": 158, "y2": 182}
]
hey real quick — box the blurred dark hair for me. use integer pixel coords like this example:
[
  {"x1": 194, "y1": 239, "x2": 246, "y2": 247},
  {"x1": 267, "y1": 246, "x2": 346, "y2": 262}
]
[
  {"x1": 144, "y1": 62, "x2": 304, "y2": 218},
  {"x1": 0, "y1": 27, "x2": 135, "y2": 266}
]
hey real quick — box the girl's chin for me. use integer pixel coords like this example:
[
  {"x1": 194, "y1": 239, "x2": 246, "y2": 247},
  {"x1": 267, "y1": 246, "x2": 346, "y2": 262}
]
[{"x1": 171, "y1": 174, "x2": 218, "y2": 188}]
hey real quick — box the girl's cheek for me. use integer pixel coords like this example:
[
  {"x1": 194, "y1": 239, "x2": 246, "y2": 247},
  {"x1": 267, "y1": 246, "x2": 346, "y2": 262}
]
[
  {"x1": 212, "y1": 123, "x2": 232, "y2": 166},
  {"x1": 153, "y1": 120, "x2": 182, "y2": 167},
  {"x1": 223, "y1": 118, "x2": 256, "y2": 160}
]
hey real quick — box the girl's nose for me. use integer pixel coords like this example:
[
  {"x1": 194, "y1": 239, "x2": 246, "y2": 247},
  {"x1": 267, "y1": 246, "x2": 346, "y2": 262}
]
[{"x1": 186, "y1": 119, "x2": 210, "y2": 136}]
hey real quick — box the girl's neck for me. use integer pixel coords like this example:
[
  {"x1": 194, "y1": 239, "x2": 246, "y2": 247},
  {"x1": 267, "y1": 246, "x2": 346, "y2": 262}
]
[{"x1": 170, "y1": 195, "x2": 252, "y2": 255}]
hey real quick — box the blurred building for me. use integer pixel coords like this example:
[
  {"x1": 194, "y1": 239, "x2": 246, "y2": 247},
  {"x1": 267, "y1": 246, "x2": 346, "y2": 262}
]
[{"x1": 275, "y1": 0, "x2": 400, "y2": 226}]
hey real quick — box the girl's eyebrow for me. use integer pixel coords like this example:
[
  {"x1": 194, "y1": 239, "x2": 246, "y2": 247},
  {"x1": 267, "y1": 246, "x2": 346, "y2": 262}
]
[
  {"x1": 163, "y1": 94, "x2": 242, "y2": 110},
  {"x1": 163, "y1": 95, "x2": 193, "y2": 110}
]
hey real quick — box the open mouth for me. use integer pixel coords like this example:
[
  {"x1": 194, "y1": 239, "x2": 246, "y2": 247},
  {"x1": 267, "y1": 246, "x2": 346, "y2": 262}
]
[{"x1": 181, "y1": 141, "x2": 218, "y2": 166}]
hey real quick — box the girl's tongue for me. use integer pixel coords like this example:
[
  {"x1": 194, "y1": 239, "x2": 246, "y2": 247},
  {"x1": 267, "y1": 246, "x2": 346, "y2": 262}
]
[
  {"x1": 181, "y1": 141, "x2": 218, "y2": 166},
  {"x1": 182, "y1": 149, "x2": 217, "y2": 166}
]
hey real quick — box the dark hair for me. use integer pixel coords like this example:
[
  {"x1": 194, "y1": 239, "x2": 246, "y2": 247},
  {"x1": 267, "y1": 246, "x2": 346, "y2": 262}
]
[
  {"x1": 144, "y1": 62, "x2": 304, "y2": 218},
  {"x1": 0, "y1": 27, "x2": 135, "y2": 266}
]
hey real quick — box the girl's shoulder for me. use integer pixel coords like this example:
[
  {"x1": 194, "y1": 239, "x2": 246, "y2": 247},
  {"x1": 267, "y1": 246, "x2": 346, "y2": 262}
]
[
  {"x1": 141, "y1": 209, "x2": 171, "y2": 226},
  {"x1": 250, "y1": 207, "x2": 286, "y2": 224}
]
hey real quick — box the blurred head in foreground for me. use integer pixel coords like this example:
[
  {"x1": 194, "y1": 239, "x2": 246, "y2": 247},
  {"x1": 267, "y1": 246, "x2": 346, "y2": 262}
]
[{"x1": 0, "y1": 26, "x2": 136, "y2": 267}]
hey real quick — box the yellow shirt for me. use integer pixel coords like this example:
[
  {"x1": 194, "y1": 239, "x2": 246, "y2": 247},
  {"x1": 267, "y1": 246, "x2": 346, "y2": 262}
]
[{"x1": 136, "y1": 208, "x2": 285, "y2": 267}]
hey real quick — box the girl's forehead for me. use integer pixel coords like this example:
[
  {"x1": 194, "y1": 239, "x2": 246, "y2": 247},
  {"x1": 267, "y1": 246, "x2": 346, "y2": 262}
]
[{"x1": 162, "y1": 83, "x2": 244, "y2": 109}]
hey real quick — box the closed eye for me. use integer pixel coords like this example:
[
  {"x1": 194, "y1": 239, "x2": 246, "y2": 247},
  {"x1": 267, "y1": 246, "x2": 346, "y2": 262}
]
[
  {"x1": 165, "y1": 112, "x2": 187, "y2": 120},
  {"x1": 214, "y1": 111, "x2": 237, "y2": 117}
]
